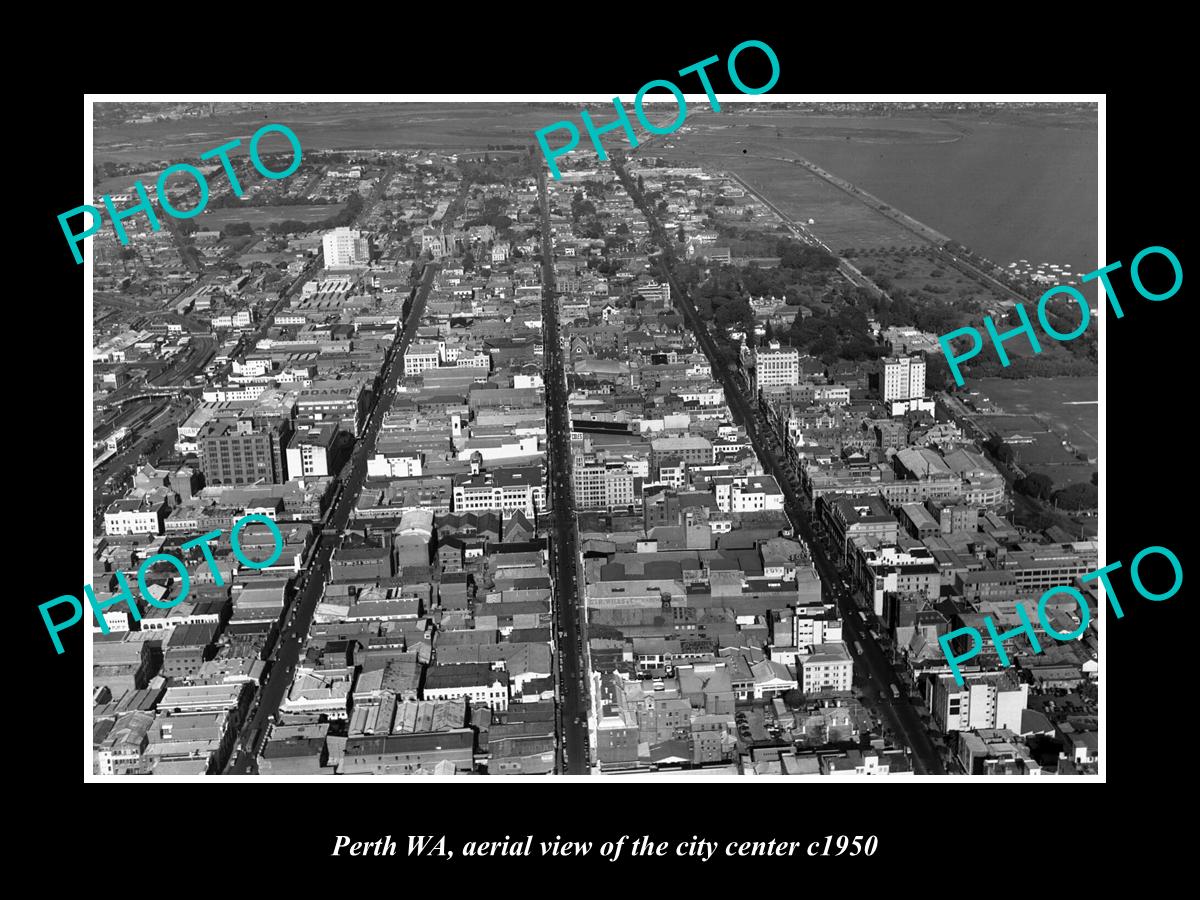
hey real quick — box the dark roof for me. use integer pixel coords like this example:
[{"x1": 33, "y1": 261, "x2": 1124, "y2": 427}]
[
  {"x1": 424, "y1": 663, "x2": 508, "y2": 689},
  {"x1": 262, "y1": 737, "x2": 325, "y2": 759},
  {"x1": 167, "y1": 621, "x2": 219, "y2": 648},
  {"x1": 492, "y1": 539, "x2": 547, "y2": 554},
  {"x1": 344, "y1": 730, "x2": 474, "y2": 756},
  {"x1": 504, "y1": 577, "x2": 551, "y2": 591}
]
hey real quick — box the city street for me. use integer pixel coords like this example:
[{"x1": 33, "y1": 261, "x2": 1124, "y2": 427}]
[
  {"x1": 224, "y1": 262, "x2": 438, "y2": 773},
  {"x1": 537, "y1": 166, "x2": 589, "y2": 774},
  {"x1": 615, "y1": 159, "x2": 945, "y2": 775}
]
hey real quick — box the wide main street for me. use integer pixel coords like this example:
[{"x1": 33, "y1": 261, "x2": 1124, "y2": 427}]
[
  {"x1": 537, "y1": 165, "x2": 589, "y2": 774},
  {"x1": 225, "y1": 262, "x2": 438, "y2": 774},
  {"x1": 614, "y1": 159, "x2": 945, "y2": 775}
]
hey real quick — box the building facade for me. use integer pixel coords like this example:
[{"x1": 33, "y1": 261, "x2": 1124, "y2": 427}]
[
  {"x1": 882, "y1": 355, "x2": 926, "y2": 403},
  {"x1": 199, "y1": 418, "x2": 291, "y2": 486},
  {"x1": 322, "y1": 227, "x2": 370, "y2": 267},
  {"x1": 755, "y1": 342, "x2": 801, "y2": 389}
]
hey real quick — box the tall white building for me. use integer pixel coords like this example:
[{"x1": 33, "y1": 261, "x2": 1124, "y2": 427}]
[
  {"x1": 322, "y1": 227, "x2": 370, "y2": 268},
  {"x1": 573, "y1": 456, "x2": 636, "y2": 511},
  {"x1": 799, "y1": 643, "x2": 854, "y2": 693},
  {"x1": 404, "y1": 343, "x2": 441, "y2": 376},
  {"x1": 882, "y1": 355, "x2": 926, "y2": 402},
  {"x1": 930, "y1": 671, "x2": 1028, "y2": 734},
  {"x1": 285, "y1": 423, "x2": 337, "y2": 478},
  {"x1": 755, "y1": 341, "x2": 800, "y2": 389}
]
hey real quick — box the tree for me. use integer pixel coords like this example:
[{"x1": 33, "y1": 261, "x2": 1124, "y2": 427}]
[
  {"x1": 463, "y1": 249, "x2": 475, "y2": 271},
  {"x1": 1053, "y1": 482, "x2": 1098, "y2": 510},
  {"x1": 1016, "y1": 473, "x2": 1054, "y2": 501},
  {"x1": 637, "y1": 174, "x2": 645, "y2": 193}
]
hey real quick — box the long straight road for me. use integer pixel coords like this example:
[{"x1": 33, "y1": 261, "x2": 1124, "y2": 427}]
[
  {"x1": 536, "y1": 166, "x2": 589, "y2": 774},
  {"x1": 614, "y1": 159, "x2": 946, "y2": 775},
  {"x1": 225, "y1": 262, "x2": 438, "y2": 773}
]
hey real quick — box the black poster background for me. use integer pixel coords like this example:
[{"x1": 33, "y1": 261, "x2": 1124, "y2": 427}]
[{"x1": 21, "y1": 23, "x2": 1187, "y2": 878}]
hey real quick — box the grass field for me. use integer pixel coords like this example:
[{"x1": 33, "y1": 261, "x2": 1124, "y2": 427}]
[
  {"x1": 650, "y1": 111, "x2": 929, "y2": 251},
  {"x1": 663, "y1": 135, "x2": 917, "y2": 251},
  {"x1": 94, "y1": 102, "x2": 581, "y2": 164},
  {"x1": 194, "y1": 204, "x2": 345, "y2": 229},
  {"x1": 975, "y1": 376, "x2": 1098, "y2": 460}
]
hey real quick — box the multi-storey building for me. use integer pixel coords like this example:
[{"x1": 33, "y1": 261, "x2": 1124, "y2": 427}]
[
  {"x1": 729, "y1": 475, "x2": 785, "y2": 513},
  {"x1": 573, "y1": 455, "x2": 637, "y2": 511},
  {"x1": 404, "y1": 343, "x2": 441, "y2": 376},
  {"x1": 199, "y1": 417, "x2": 291, "y2": 486},
  {"x1": 295, "y1": 381, "x2": 370, "y2": 438},
  {"x1": 103, "y1": 497, "x2": 168, "y2": 536},
  {"x1": 851, "y1": 540, "x2": 942, "y2": 617},
  {"x1": 881, "y1": 354, "x2": 926, "y2": 402},
  {"x1": 322, "y1": 227, "x2": 370, "y2": 267},
  {"x1": 423, "y1": 664, "x2": 510, "y2": 712},
  {"x1": 1004, "y1": 544, "x2": 1099, "y2": 595},
  {"x1": 928, "y1": 670, "x2": 1029, "y2": 734},
  {"x1": 650, "y1": 436, "x2": 713, "y2": 471},
  {"x1": 799, "y1": 643, "x2": 854, "y2": 693},
  {"x1": 285, "y1": 423, "x2": 338, "y2": 479},
  {"x1": 453, "y1": 467, "x2": 546, "y2": 517},
  {"x1": 755, "y1": 341, "x2": 801, "y2": 389}
]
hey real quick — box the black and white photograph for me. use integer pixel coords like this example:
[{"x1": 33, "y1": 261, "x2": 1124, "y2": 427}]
[{"x1": 70, "y1": 93, "x2": 1114, "y2": 783}]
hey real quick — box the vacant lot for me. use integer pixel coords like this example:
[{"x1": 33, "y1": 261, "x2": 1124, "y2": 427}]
[
  {"x1": 194, "y1": 204, "x2": 344, "y2": 230},
  {"x1": 857, "y1": 250, "x2": 972, "y2": 294},
  {"x1": 856, "y1": 250, "x2": 1004, "y2": 325}
]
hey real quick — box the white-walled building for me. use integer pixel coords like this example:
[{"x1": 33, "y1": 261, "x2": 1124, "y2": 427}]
[
  {"x1": 322, "y1": 227, "x2": 370, "y2": 268},
  {"x1": 285, "y1": 423, "x2": 338, "y2": 479},
  {"x1": 104, "y1": 497, "x2": 167, "y2": 536},
  {"x1": 453, "y1": 468, "x2": 546, "y2": 517},
  {"x1": 730, "y1": 475, "x2": 785, "y2": 513},
  {"x1": 423, "y1": 664, "x2": 510, "y2": 712},
  {"x1": 755, "y1": 342, "x2": 801, "y2": 389},
  {"x1": 799, "y1": 642, "x2": 854, "y2": 693},
  {"x1": 882, "y1": 355, "x2": 926, "y2": 403},
  {"x1": 280, "y1": 667, "x2": 354, "y2": 720},
  {"x1": 404, "y1": 343, "x2": 441, "y2": 376},
  {"x1": 929, "y1": 671, "x2": 1028, "y2": 734},
  {"x1": 792, "y1": 614, "x2": 843, "y2": 648},
  {"x1": 366, "y1": 452, "x2": 423, "y2": 479},
  {"x1": 573, "y1": 456, "x2": 637, "y2": 511}
]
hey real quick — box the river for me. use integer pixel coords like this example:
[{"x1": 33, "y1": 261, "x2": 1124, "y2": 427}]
[{"x1": 777, "y1": 112, "x2": 1099, "y2": 279}]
